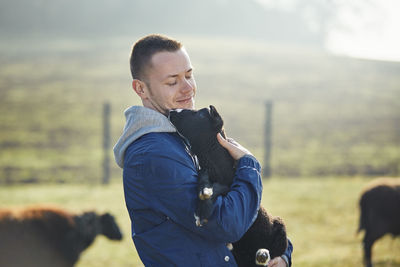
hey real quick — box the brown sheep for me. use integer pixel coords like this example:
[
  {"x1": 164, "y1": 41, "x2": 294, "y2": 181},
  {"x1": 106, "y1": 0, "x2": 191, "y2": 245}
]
[
  {"x1": 0, "y1": 205, "x2": 123, "y2": 267},
  {"x1": 358, "y1": 178, "x2": 400, "y2": 267}
]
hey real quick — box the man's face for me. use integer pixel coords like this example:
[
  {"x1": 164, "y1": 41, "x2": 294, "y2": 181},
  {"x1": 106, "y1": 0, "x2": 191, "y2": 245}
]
[{"x1": 140, "y1": 48, "x2": 196, "y2": 115}]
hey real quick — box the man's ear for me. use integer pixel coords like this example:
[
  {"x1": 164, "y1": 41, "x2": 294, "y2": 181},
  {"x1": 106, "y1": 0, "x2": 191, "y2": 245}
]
[
  {"x1": 132, "y1": 79, "x2": 147, "y2": 99},
  {"x1": 209, "y1": 105, "x2": 224, "y2": 130}
]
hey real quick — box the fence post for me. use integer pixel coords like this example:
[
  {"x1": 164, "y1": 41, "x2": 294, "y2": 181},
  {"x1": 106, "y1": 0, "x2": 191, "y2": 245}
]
[
  {"x1": 102, "y1": 102, "x2": 111, "y2": 184},
  {"x1": 263, "y1": 100, "x2": 273, "y2": 178}
]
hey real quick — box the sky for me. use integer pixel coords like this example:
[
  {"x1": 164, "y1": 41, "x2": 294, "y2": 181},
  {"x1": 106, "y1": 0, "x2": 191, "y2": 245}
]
[
  {"x1": 258, "y1": 0, "x2": 400, "y2": 62},
  {"x1": 326, "y1": 0, "x2": 400, "y2": 62}
]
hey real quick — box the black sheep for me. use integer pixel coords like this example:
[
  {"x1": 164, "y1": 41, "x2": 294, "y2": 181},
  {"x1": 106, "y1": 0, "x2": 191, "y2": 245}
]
[
  {"x1": 358, "y1": 178, "x2": 400, "y2": 267},
  {"x1": 169, "y1": 105, "x2": 288, "y2": 266},
  {"x1": 0, "y1": 205, "x2": 123, "y2": 267}
]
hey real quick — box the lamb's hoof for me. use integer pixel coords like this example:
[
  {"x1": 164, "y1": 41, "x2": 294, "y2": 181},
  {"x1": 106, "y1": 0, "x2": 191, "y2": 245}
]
[
  {"x1": 255, "y1": 248, "x2": 270, "y2": 266},
  {"x1": 199, "y1": 187, "x2": 213, "y2": 200},
  {"x1": 194, "y1": 213, "x2": 208, "y2": 227}
]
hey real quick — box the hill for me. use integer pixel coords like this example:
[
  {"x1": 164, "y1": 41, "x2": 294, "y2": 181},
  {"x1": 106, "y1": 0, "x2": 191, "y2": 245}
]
[
  {"x1": 0, "y1": 0, "x2": 320, "y2": 45},
  {"x1": 0, "y1": 36, "x2": 399, "y2": 183}
]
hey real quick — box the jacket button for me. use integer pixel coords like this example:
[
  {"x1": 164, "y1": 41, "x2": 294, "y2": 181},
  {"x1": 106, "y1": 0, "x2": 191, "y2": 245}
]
[{"x1": 224, "y1": 256, "x2": 230, "y2": 262}]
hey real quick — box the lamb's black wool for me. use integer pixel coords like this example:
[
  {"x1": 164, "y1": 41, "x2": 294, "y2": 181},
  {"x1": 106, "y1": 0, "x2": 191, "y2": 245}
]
[
  {"x1": 0, "y1": 206, "x2": 123, "y2": 267},
  {"x1": 169, "y1": 105, "x2": 287, "y2": 266},
  {"x1": 358, "y1": 178, "x2": 400, "y2": 267}
]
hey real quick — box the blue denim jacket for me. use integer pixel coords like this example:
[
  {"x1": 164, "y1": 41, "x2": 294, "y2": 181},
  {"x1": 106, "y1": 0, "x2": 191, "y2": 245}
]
[{"x1": 122, "y1": 131, "x2": 292, "y2": 266}]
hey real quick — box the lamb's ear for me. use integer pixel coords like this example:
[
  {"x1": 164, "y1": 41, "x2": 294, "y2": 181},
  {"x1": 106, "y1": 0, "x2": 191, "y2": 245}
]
[
  {"x1": 209, "y1": 105, "x2": 223, "y2": 129},
  {"x1": 220, "y1": 128, "x2": 227, "y2": 139}
]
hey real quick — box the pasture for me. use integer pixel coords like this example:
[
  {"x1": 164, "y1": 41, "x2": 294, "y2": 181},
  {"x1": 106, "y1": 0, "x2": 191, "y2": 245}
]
[
  {"x1": 0, "y1": 177, "x2": 399, "y2": 266},
  {"x1": 0, "y1": 35, "x2": 399, "y2": 266},
  {"x1": 0, "y1": 36, "x2": 399, "y2": 183}
]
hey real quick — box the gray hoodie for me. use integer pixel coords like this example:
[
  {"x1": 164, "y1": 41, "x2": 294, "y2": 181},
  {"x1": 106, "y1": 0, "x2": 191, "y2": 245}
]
[{"x1": 113, "y1": 106, "x2": 176, "y2": 168}]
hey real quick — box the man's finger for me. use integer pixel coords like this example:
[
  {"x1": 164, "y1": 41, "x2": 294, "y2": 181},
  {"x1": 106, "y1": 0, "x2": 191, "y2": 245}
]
[
  {"x1": 217, "y1": 133, "x2": 252, "y2": 160},
  {"x1": 217, "y1": 133, "x2": 229, "y2": 147},
  {"x1": 268, "y1": 258, "x2": 278, "y2": 267},
  {"x1": 227, "y1": 138, "x2": 238, "y2": 146}
]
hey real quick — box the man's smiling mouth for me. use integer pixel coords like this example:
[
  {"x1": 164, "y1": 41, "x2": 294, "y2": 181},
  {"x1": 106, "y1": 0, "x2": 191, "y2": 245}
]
[{"x1": 177, "y1": 96, "x2": 193, "y2": 103}]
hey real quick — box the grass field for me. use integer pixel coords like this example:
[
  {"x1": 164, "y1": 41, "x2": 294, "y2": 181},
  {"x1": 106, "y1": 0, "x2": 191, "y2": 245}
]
[
  {"x1": 0, "y1": 36, "x2": 399, "y2": 183},
  {"x1": 0, "y1": 36, "x2": 399, "y2": 265},
  {"x1": 1, "y1": 177, "x2": 399, "y2": 266}
]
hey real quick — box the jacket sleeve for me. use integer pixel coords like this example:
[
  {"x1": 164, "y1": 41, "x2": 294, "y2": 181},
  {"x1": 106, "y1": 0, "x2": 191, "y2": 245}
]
[
  {"x1": 282, "y1": 238, "x2": 293, "y2": 266},
  {"x1": 126, "y1": 142, "x2": 263, "y2": 244}
]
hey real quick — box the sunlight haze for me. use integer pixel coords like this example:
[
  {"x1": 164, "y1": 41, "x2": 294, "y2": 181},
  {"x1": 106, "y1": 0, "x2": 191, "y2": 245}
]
[{"x1": 258, "y1": 0, "x2": 400, "y2": 62}]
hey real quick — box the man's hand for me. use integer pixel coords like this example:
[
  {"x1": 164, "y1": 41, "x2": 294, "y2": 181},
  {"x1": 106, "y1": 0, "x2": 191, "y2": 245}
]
[
  {"x1": 217, "y1": 133, "x2": 252, "y2": 161},
  {"x1": 268, "y1": 256, "x2": 288, "y2": 267}
]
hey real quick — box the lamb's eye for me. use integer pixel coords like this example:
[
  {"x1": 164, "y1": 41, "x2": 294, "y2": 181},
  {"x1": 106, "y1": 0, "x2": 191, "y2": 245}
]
[{"x1": 197, "y1": 111, "x2": 206, "y2": 118}]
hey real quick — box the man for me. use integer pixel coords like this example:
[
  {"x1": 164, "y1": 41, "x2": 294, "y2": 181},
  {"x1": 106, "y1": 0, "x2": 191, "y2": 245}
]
[{"x1": 114, "y1": 34, "x2": 293, "y2": 266}]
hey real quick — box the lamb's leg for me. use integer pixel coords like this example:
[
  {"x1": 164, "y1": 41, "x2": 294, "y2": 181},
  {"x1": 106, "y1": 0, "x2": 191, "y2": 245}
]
[
  {"x1": 198, "y1": 168, "x2": 213, "y2": 200},
  {"x1": 255, "y1": 249, "x2": 270, "y2": 266},
  {"x1": 362, "y1": 220, "x2": 386, "y2": 267},
  {"x1": 363, "y1": 230, "x2": 383, "y2": 267},
  {"x1": 363, "y1": 233, "x2": 373, "y2": 267},
  {"x1": 195, "y1": 169, "x2": 213, "y2": 226},
  {"x1": 211, "y1": 182, "x2": 230, "y2": 200},
  {"x1": 195, "y1": 199, "x2": 213, "y2": 227},
  {"x1": 195, "y1": 171, "x2": 230, "y2": 226},
  {"x1": 195, "y1": 182, "x2": 231, "y2": 226}
]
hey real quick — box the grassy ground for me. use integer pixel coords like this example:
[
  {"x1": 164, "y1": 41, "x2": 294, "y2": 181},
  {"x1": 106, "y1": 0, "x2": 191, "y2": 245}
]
[
  {"x1": 0, "y1": 177, "x2": 399, "y2": 267},
  {"x1": 0, "y1": 36, "x2": 399, "y2": 264}
]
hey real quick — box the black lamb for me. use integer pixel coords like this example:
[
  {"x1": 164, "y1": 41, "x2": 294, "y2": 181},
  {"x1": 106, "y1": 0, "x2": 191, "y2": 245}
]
[{"x1": 169, "y1": 105, "x2": 288, "y2": 267}]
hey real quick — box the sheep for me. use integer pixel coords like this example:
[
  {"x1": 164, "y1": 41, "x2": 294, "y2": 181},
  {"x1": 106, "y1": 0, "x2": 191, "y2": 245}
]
[
  {"x1": 358, "y1": 177, "x2": 400, "y2": 267},
  {"x1": 0, "y1": 205, "x2": 123, "y2": 267},
  {"x1": 169, "y1": 106, "x2": 288, "y2": 266}
]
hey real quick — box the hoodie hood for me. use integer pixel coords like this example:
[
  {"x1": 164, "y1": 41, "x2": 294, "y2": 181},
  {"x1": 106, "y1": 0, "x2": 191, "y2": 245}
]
[{"x1": 113, "y1": 106, "x2": 176, "y2": 168}]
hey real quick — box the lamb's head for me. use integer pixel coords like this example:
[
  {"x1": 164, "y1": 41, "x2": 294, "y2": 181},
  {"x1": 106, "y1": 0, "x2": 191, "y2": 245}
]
[
  {"x1": 168, "y1": 105, "x2": 225, "y2": 152},
  {"x1": 99, "y1": 213, "x2": 123, "y2": 240},
  {"x1": 76, "y1": 212, "x2": 123, "y2": 245}
]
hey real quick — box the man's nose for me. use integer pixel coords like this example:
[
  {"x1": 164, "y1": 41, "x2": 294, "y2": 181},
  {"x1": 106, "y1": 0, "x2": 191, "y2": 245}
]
[{"x1": 181, "y1": 78, "x2": 194, "y2": 92}]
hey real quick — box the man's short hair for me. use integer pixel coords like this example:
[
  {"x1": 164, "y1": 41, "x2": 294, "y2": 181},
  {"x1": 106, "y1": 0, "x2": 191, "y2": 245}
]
[{"x1": 130, "y1": 34, "x2": 183, "y2": 81}]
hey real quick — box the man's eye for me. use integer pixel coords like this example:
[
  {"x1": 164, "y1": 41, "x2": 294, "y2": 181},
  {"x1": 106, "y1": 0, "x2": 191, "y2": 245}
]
[{"x1": 167, "y1": 81, "x2": 177, "y2": 86}]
